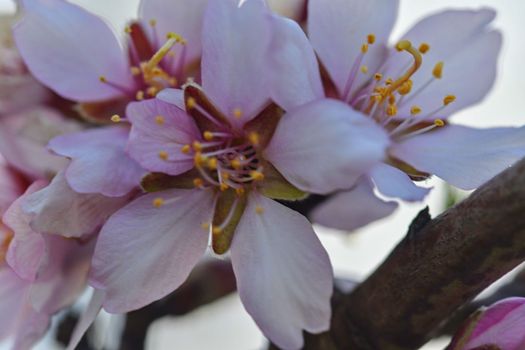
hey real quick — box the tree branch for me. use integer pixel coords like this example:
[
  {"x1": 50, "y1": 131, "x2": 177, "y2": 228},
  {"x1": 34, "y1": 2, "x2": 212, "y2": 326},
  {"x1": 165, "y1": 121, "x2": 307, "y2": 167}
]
[{"x1": 302, "y1": 158, "x2": 525, "y2": 350}]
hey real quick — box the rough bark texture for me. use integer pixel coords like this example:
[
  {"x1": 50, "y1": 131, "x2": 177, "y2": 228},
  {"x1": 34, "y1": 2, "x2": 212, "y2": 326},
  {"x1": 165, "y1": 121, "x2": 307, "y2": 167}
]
[{"x1": 301, "y1": 158, "x2": 525, "y2": 350}]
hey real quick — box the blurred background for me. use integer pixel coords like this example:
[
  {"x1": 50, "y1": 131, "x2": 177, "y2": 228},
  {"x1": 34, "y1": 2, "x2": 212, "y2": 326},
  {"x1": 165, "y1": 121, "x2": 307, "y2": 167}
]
[{"x1": 0, "y1": 0, "x2": 524, "y2": 349}]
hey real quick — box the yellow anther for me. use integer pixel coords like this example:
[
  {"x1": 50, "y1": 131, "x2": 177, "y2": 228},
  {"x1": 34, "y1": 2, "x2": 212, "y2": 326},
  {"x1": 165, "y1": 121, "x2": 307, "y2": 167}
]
[
  {"x1": 419, "y1": 43, "x2": 430, "y2": 54},
  {"x1": 99, "y1": 75, "x2": 107, "y2": 83},
  {"x1": 443, "y1": 95, "x2": 456, "y2": 106},
  {"x1": 398, "y1": 80, "x2": 413, "y2": 95},
  {"x1": 221, "y1": 172, "x2": 230, "y2": 180},
  {"x1": 374, "y1": 73, "x2": 383, "y2": 81},
  {"x1": 152, "y1": 198, "x2": 164, "y2": 208},
  {"x1": 203, "y1": 131, "x2": 214, "y2": 141},
  {"x1": 385, "y1": 78, "x2": 394, "y2": 86},
  {"x1": 250, "y1": 170, "x2": 264, "y2": 181},
  {"x1": 220, "y1": 183, "x2": 229, "y2": 191},
  {"x1": 193, "y1": 141, "x2": 202, "y2": 152},
  {"x1": 255, "y1": 206, "x2": 264, "y2": 214},
  {"x1": 149, "y1": 19, "x2": 157, "y2": 27},
  {"x1": 155, "y1": 115, "x2": 165, "y2": 125},
  {"x1": 207, "y1": 157, "x2": 218, "y2": 170},
  {"x1": 124, "y1": 26, "x2": 132, "y2": 34},
  {"x1": 212, "y1": 226, "x2": 222, "y2": 235},
  {"x1": 361, "y1": 44, "x2": 369, "y2": 54},
  {"x1": 360, "y1": 65, "x2": 368, "y2": 74},
  {"x1": 201, "y1": 222, "x2": 210, "y2": 230},
  {"x1": 433, "y1": 61, "x2": 444, "y2": 79},
  {"x1": 136, "y1": 91, "x2": 145, "y2": 101},
  {"x1": 233, "y1": 108, "x2": 243, "y2": 119},
  {"x1": 367, "y1": 34, "x2": 376, "y2": 45},
  {"x1": 386, "y1": 104, "x2": 397, "y2": 117},
  {"x1": 236, "y1": 187, "x2": 245, "y2": 196},
  {"x1": 410, "y1": 106, "x2": 422, "y2": 115},
  {"x1": 434, "y1": 119, "x2": 445, "y2": 127},
  {"x1": 147, "y1": 86, "x2": 159, "y2": 97},
  {"x1": 388, "y1": 95, "x2": 396, "y2": 105},
  {"x1": 193, "y1": 178, "x2": 204, "y2": 188},
  {"x1": 158, "y1": 150, "x2": 169, "y2": 161},
  {"x1": 181, "y1": 144, "x2": 191, "y2": 154},
  {"x1": 130, "y1": 66, "x2": 141, "y2": 76},
  {"x1": 396, "y1": 40, "x2": 412, "y2": 51},
  {"x1": 166, "y1": 32, "x2": 185, "y2": 44},
  {"x1": 194, "y1": 152, "x2": 205, "y2": 166},
  {"x1": 231, "y1": 158, "x2": 242, "y2": 170},
  {"x1": 168, "y1": 77, "x2": 178, "y2": 86},
  {"x1": 248, "y1": 132, "x2": 260, "y2": 146},
  {"x1": 186, "y1": 97, "x2": 196, "y2": 109},
  {"x1": 110, "y1": 114, "x2": 121, "y2": 123}
]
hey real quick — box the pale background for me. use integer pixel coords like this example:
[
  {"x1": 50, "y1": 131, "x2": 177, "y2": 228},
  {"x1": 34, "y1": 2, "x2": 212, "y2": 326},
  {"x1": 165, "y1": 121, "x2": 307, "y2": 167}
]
[{"x1": 0, "y1": 0, "x2": 524, "y2": 349}]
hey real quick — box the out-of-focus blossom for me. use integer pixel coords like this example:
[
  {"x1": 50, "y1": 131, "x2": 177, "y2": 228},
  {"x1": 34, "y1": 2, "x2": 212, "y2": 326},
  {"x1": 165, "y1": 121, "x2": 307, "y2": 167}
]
[
  {"x1": 0, "y1": 165, "x2": 94, "y2": 349},
  {"x1": 86, "y1": 1, "x2": 389, "y2": 348},
  {"x1": 268, "y1": 0, "x2": 525, "y2": 231},
  {"x1": 14, "y1": 0, "x2": 208, "y2": 121},
  {"x1": 0, "y1": 13, "x2": 50, "y2": 115},
  {"x1": 0, "y1": 107, "x2": 82, "y2": 180},
  {"x1": 449, "y1": 297, "x2": 525, "y2": 350}
]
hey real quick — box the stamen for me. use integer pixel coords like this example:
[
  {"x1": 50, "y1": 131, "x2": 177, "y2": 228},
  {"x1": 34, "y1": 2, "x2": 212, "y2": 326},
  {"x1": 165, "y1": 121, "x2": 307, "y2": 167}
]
[
  {"x1": 418, "y1": 43, "x2": 430, "y2": 54},
  {"x1": 111, "y1": 114, "x2": 122, "y2": 123},
  {"x1": 255, "y1": 206, "x2": 264, "y2": 214},
  {"x1": 386, "y1": 40, "x2": 422, "y2": 94},
  {"x1": 386, "y1": 104, "x2": 397, "y2": 117},
  {"x1": 233, "y1": 108, "x2": 243, "y2": 119},
  {"x1": 433, "y1": 61, "x2": 444, "y2": 79},
  {"x1": 193, "y1": 178, "x2": 204, "y2": 188},
  {"x1": 367, "y1": 34, "x2": 376, "y2": 45},
  {"x1": 360, "y1": 65, "x2": 369, "y2": 74},
  {"x1": 397, "y1": 119, "x2": 445, "y2": 140},
  {"x1": 152, "y1": 197, "x2": 164, "y2": 208},
  {"x1": 249, "y1": 170, "x2": 264, "y2": 182},
  {"x1": 248, "y1": 132, "x2": 260, "y2": 146},
  {"x1": 155, "y1": 115, "x2": 165, "y2": 125},
  {"x1": 136, "y1": 91, "x2": 145, "y2": 100},
  {"x1": 158, "y1": 150, "x2": 169, "y2": 161},
  {"x1": 181, "y1": 144, "x2": 191, "y2": 154},
  {"x1": 443, "y1": 95, "x2": 456, "y2": 105},
  {"x1": 203, "y1": 131, "x2": 214, "y2": 141},
  {"x1": 410, "y1": 106, "x2": 422, "y2": 115},
  {"x1": 99, "y1": 75, "x2": 134, "y2": 95}
]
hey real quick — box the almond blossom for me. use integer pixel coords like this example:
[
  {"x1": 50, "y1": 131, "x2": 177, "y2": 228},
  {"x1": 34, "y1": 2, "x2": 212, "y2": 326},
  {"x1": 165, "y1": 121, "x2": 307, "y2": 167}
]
[
  {"x1": 14, "y1": 0, "x2": 208, "y2": 120},
  {"x1": 89, "y1": 1, "x2": 389, "y2": 348},
  {"x1": 449, "y1": 298, "x2": 525, "y2": 350},
  {"x1": 268, "y1": 0, "x2": 525, "y2": 230},
  {"x1": 0, "y1": 164, "x2": 95, "y2": 350}
]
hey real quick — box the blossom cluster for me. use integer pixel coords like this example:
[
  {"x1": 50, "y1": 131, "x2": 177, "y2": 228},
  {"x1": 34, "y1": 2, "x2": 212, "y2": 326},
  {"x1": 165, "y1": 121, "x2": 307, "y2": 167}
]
[{"x1": 0, "y1": 0, "x2": 524, "y2": 349}]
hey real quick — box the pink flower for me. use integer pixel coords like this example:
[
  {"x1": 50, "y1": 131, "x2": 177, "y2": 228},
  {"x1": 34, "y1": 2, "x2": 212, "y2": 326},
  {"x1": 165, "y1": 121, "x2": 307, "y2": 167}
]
[
  {"x1": 268, "y1": 0, "x2": 525, "y2": 230},
  {"x1": 0, "y1": 107, "x2": 83, "y2": 180},
  {"x1": 0, "y1": 166, "x2": 95, "y2": 349},
  {"x1": 90, "y1": 1, "x2": 388, "y2": 348},
  {"x1": 14, "y1": 0, "x2": 209, "y2": 119},
  {"x1": 449, "y1": 297, "x2": 525, "y2": 350},
  {"x1": 0, "y1": 13, "x2": 50, "y2": 115}
]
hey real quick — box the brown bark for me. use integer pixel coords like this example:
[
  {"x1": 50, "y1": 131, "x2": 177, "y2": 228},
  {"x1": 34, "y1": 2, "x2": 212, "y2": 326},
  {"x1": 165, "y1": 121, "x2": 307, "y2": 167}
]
[{"x1": 301, "y1": 158, "x2": 525, "y2": 349}]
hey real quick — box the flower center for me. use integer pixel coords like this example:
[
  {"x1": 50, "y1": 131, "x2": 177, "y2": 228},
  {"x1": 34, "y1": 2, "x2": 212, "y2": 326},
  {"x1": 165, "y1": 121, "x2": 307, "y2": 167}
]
[
  {"x1": 99, "y1": 21, "x2": 187, "y2": 101},
  {"x1": 343, "y1": 35, "x2": 458, "y2": 141}
]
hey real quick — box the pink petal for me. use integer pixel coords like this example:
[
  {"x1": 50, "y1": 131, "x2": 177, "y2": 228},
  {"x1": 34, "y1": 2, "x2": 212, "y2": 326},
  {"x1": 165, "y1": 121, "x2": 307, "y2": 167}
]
[
  {"x1": 0, "y1": 164, "x2": 26, "y2": 213},
  {"x1": 49, "y1": 126, "x2": 145, "y2": 197},
  {"x1": 390, "y1": 125, "x2": 525, "y2": 190},
  {"x1": 90, "y1": 189, "x2": 214, "y2": 313},
  {"x1": 265, "y1": 99, "x2": 390, "y2": 194},
  {"x1": 66, "y1": 289, "x2": 105, "y2": 350},
  {"x1": 4, "y1": 181, "x2": 48, "y2": 281},
  {"x1": 11, "y1": 309, "x2": 50, "y2": 350},
  {"x1": 127, "y1": 98, "x2": 200, "y2": 175},
  {"x1": 385, "y1": 9, "x2": 501, "y2": 118},
  {"x1": 156, "y1": 88, "x2": 186, "y2": 109},
  {"x1": 465, "y1": 298, "x2": 525, "y2": 350},
  {"x1": 14, "y1": 0, "x2": 134, "y2": 101},
  {"x1": 231, "y1": 192, "x2": 333, "y2": 349},
  {"x1": 369, "y1": 163, "x2": 430, "y2": 202},
  {"x1": 22, "y1": 171, "x2": 130, "y2": 238},
  {"x1": 311, "y1": 178, "x2": 398, "y2": 231},
  {"x1": 0, "y1": 107, "x2": 82, "y2": 180},
  {"x1": 201, "y1": 0, "x2": 271, "y2": 128},
  {"x1": 308, "y1": 0, "x2": 399, "y2": 98},
  {"x1": 0, "y1": 267, "x2": 30, "y2": 341},
  {"x1": 267, "y1": 15, "x2": 323, "y2": 110},
  {"x1": 139, "y1": 0, "x2": 208, "y2": 65},
  {"x1": 29, "y1": 234, "x2": 93, "y2": 314}
]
